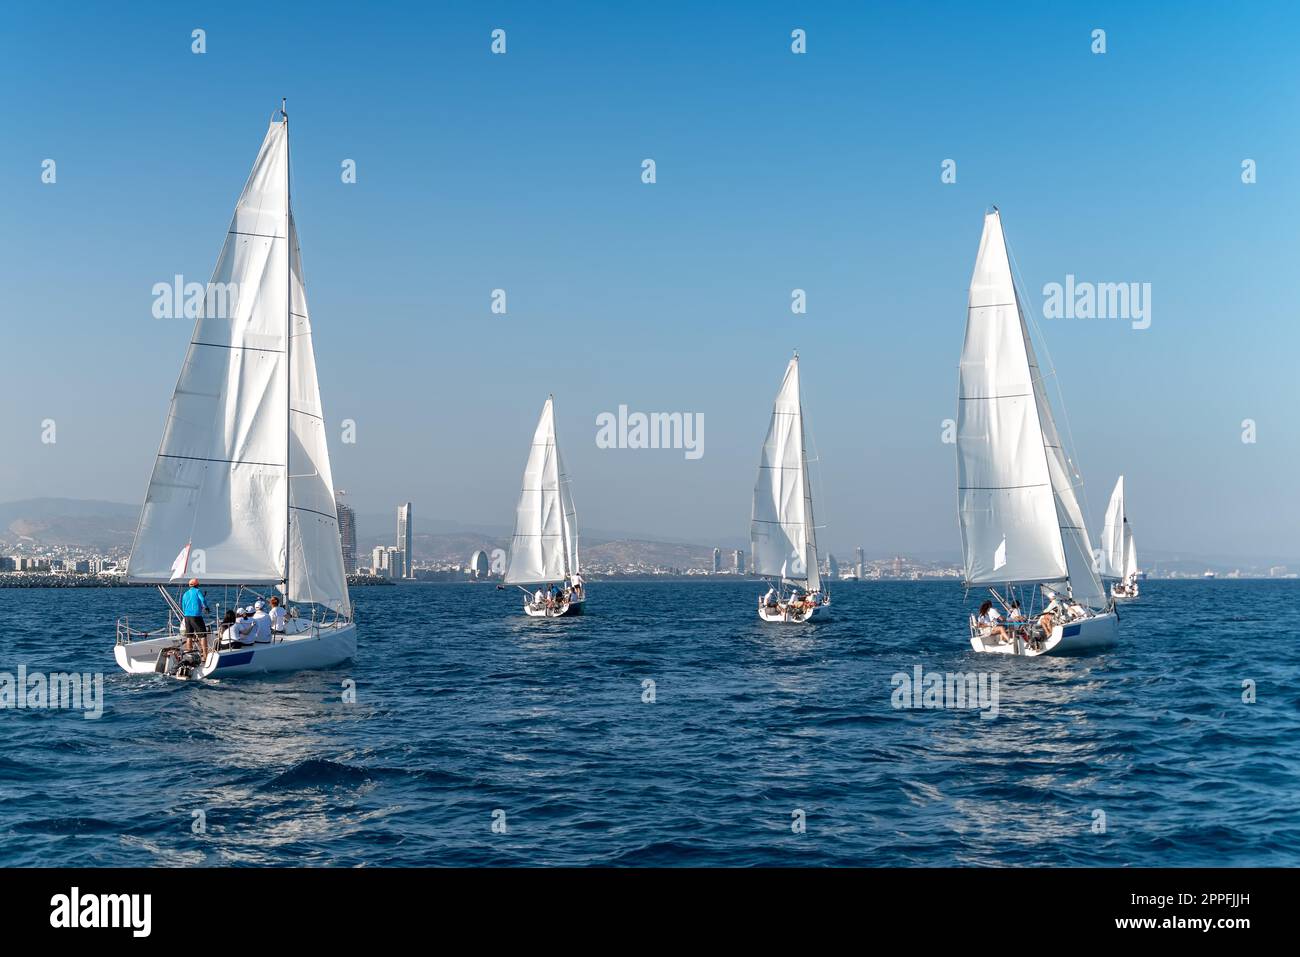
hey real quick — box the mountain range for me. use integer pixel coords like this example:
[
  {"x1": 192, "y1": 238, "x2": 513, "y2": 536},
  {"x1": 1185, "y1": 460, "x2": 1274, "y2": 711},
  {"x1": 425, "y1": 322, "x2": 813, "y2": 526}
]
[{"x1": 0, "y1": 499, "x2": 1294, "y2": 575}]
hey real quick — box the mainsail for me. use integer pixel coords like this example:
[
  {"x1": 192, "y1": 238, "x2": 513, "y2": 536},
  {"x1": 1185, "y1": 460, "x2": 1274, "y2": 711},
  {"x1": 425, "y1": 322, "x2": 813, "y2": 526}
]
[
  {"x1": 1099, "y1": 476, "x2": 1127, "y2": 579},
  {"x1": 127, "y1": 116, "x2": 350, "y2": 616},
  {"x1": 750, "y1": 355, "x2": 821, "y2": 592},
  {"x1": 504, "y1": 397, "x2": 579, "y2": 585},
  {"x1": 956, "y1": 210, "x2": 1106, "y2": 609}
]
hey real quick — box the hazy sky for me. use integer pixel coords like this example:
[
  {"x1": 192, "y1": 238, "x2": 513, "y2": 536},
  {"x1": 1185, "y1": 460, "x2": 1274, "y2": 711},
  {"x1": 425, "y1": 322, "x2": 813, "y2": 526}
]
[{"x1": 2, "y1": 2, "x2": 1297, "y2": 561}]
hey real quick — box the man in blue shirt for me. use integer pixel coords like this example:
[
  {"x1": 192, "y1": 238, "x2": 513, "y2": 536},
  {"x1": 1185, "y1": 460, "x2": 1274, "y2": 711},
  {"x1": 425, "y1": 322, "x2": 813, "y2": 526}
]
[{"x1": 181, "y1": 578, "x2": 211, "y2": 657}]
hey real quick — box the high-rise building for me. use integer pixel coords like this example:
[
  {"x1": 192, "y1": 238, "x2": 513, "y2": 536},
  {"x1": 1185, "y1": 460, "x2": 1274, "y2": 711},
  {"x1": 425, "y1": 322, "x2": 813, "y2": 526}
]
[
  {"x1": 712, "y1": 547, "x2": 722, "y2": 574},
  {"x1": 828, "y1": 554, "x2": 839, "y2": 579},
  {"x1": 336, "y1": 496, "x2": 357, "y2": 574},
  {"x1": 397, "y1": 502, "x2": 413, "y2": 578},
  {"x1": 385, "y1": 546, "x2": 402, "y2": 580},
  {"x1": 855, "y1": 545, "x2": 865, "y2": 579},
  {"x1": 733, "y1": 549, "x2": 745, "y2": 575}
]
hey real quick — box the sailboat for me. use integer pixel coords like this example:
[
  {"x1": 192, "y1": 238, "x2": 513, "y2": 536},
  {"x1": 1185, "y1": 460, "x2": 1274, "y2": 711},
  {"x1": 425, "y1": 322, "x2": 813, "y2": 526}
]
[
  {"x1": 113, "y1": 104, "x2": 356, "y2": 678},
  {"x1": 503, "y1": 396, "x2": 584, "y2": 617},
  {"x1": 751, "y1": 353, "x2": 829, "y2": 623},
  {"x1": 1099, "y1": 476, "x2": 1140, "y2": 599},
  {"x1": 956, "y1": 209, "x2": 1118, "y2": 656}
]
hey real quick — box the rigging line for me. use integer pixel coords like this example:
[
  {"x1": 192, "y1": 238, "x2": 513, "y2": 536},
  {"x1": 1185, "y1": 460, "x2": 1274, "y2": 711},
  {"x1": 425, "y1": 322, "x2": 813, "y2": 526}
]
[
  {"x1": 959, "y1": 483, "x2": 1052, "y2": 490},
  {"x1": 289, "y1": 504, "x2": 339, "y2": 522},
  {"x1": 160, "y1": 453, "x2": 285, "y2": 467},
  {"x1": 191, "y1": 341, "x2": 286, "y2": 354}
]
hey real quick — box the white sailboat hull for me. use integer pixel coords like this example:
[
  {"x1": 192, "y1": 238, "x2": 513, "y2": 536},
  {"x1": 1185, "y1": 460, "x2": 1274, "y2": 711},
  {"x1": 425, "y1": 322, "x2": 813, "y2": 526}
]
[
  {"x1": 970, "y1": 611, "x2": 1118, "y2": 657},
  {"x1": 115, "y1": 621, "x2": 357, "y2": 678},
  {"x1": 759, "y1": 598, "x2": 826, "y2": 629},
  {"x1": 523, "y1": 597, "x2": 584, "y2": 618},
  {"x1": 757, "y1": 602, "x2": 818, "y2": 623}
]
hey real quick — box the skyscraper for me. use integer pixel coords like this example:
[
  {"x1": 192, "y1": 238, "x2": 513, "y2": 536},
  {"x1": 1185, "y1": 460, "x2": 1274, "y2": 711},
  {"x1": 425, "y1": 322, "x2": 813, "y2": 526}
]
[
  {"x1": 855, "y1": 545, "x2": 865, "y2": 579},
  {"x1": 733, "y1": 549, "x2": 745, "y2": 575},
  {"x1": 336, "y1": 496, "x2": 357, "y2": 574},
  {"x1": 397, "y1": 502, "x2": 413, "y2": 579},
  {"x1": 712, "y1": 547, "x2": 722, "y2": 574}
]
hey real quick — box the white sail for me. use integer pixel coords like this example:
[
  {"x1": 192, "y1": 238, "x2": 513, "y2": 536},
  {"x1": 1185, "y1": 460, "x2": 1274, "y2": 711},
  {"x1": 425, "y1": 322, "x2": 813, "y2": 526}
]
[
  {"x1": 750, "y1": 356, "x2": 821, "y2": 592},
  {"x1": 128, "y1": 118, "x2": 350, "y2": 615},
  {"x1": 1024, "y1": 308, "x2": 1108, "y2": 610},
  {"x1": 504, "y1": 397, "x2": 578, "y2": 585},
  {"x1": 1123, "y1": 524, "x2": 1138, "y2": 580},
  {"x1": 1098, "y1": 476, "x2": 1126, "y2": 579},
  {"x1": 957, "y1": 210, "x2": 1106, "y2": 608},
  {"x1": 286, "y1": 212, "x2": 351, "y2": 616},
  {"x1": 957, "y1": 211, "x2": 1066, "y2": 587},
  {"x1": 557, "y1": 442, "x2": 580, "y2": 576},
  {"x1": 128, "y1": 121, "x2": 291, "y2": 585}
]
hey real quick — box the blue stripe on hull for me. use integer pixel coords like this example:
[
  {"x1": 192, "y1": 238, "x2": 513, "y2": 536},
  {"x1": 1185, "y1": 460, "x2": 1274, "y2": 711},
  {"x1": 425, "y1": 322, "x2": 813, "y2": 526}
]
[{"x1": 215, "y1": 651, "x2": 255, "y2": 669}]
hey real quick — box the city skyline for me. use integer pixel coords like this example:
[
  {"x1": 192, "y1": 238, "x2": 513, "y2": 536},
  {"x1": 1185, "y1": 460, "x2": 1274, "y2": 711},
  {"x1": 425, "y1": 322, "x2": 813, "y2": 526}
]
[{"x1": 2, "y1": 4, "x2": 1297, "y2": 564}]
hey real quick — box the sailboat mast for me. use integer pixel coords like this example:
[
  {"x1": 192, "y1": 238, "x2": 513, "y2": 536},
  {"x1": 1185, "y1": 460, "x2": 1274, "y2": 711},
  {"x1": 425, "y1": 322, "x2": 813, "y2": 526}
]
[{"x1": 283, "y1": 98, "x2": 292, "y2": 594}]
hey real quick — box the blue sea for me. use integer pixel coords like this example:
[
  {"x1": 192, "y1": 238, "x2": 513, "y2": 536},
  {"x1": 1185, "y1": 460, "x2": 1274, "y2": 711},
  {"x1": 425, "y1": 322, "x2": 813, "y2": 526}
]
[{"x1": 0, "y1": 580, "x2": 1296, "y2": 867}]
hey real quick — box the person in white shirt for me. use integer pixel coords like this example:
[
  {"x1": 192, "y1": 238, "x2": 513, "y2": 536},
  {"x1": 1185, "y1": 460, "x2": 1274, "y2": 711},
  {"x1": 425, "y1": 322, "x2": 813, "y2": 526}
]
[
  {"x1": 250, "y1": 601, "x2": 273, "y2": 643},
  {"x1": 762, "y1": 586, "x2": 778, "y2": 608},
  {"x1": 976, "y1": 600, "x2": 1010, "y2": 644},
  {"x1": 268, "y1": 595, "x2": 288, "y2": 636},
  {"x1": 570, "y1": 572, "x2": 584, "y2": 598},
  {"x1": 229, "y1": 607, "x2": 256, "y2": 646},
  {"x1": 533, "y1": 587, "x2": 545, "y2": 608}
]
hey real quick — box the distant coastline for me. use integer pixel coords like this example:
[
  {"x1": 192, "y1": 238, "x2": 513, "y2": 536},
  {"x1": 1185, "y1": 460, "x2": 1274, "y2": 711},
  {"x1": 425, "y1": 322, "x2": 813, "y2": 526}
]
[
  {"x1": 0, "y1": 574, "x2": 396, "y2": 589},
  {"x1": 4, "y1": 573, "x2": 1293, "y2": 589}
]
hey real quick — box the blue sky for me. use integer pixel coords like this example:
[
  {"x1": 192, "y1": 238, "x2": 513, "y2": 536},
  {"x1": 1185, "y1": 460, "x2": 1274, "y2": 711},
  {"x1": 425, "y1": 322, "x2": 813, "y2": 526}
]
[{"x1": 2, "y1": 1, "x2": 1297, "y2": 561}]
